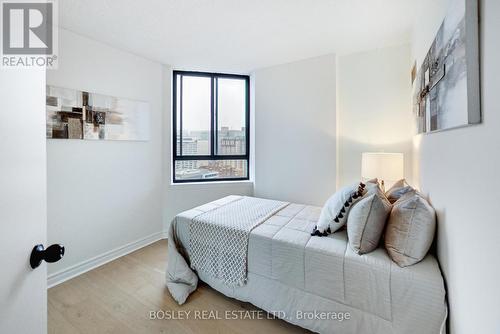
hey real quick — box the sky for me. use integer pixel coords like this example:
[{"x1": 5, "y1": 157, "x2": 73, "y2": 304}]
[{"x1": 179, "y1": 76, "x2": 245, "y2": 132}]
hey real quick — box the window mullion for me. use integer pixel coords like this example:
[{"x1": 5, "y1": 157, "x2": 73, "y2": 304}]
[
  {"x1": 179, "y1": 75, "x2": 183, "y2": 156},
  {"x1": 210, "y1": 75, "x2": 216, "y2": 158},
  {"x1": 214, "y1": 76, "x2": 218, "y2": 157}
]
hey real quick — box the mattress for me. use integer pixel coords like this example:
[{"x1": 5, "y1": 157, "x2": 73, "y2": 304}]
[{"x1": 167, "y1": 195, "x2": 447, "y2": 334}]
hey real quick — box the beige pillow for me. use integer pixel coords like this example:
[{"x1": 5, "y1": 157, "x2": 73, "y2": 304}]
[
  {"x1": 385, "y1": 179, "x2": 414, "y2": 204},
  {"x1": 364, "y1": 181, "x2": 381, "y2": 195},
  {"x1": 384, "y1": 192, "x2": 436, "y2": 267},
  {"x1": 365, "y1": 178, "x2": 379, "y2": 185},
  {"x1": 347, "y1": 187, "x2": 392, "y2": 254}
]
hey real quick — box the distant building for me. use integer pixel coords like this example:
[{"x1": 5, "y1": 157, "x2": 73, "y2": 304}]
[
  {"x1": 176, "y1": 137, "x2": 198, "y2": 169},
  {"x1": 218, "y1": 127, "x2": 246, "y2": 172},
  {"x1": 219, "y1": 137, "x2": 245, "y2": 155},
  {"x1": 176, "y1": 128, "x2": 247, "y2": 179},
  {"x1": 175, "y1": 168, "x2": 219, "y2": 180}
]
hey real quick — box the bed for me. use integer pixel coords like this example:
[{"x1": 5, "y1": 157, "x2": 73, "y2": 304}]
[{"x1": 166, "y1": 195, "x2": 447, "y2": 334}]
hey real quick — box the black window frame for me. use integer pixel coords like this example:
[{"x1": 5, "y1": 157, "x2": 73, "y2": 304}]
[{"x1": 172, "y1": 70, "x2": 250, "y2": 183}]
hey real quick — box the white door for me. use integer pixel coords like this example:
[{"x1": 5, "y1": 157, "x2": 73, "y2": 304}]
[{"x1": 0, "y1": 68, "x2": 47, "y2": 334}]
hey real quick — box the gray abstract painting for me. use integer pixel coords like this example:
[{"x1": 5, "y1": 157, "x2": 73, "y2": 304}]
[
  {"x1": 46, "y1": 85, "x2": 150, "y2": 141},
  {"x1": 412, "y1": 0, "x2": 480, "y2": 133}
]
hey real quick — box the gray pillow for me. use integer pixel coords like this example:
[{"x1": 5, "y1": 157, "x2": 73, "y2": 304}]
[
  {"x1": 384, "y1": 192, "x2": 436, "y2": 267},
  {"x1": 385, "y1": 179, "x2": 414, "y2": 204},
  {"x1": 347, "y1": 187, "x2": 392, "y2": 254}
]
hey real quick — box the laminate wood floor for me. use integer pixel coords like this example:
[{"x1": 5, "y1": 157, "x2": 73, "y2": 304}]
[{"x1": 48, "y1": 240, "x2": 310, "y2": 334}]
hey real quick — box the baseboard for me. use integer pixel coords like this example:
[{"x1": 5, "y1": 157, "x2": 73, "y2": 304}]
[{"x1": 47, "y1": 231, "x2": 168, "y2": 288}]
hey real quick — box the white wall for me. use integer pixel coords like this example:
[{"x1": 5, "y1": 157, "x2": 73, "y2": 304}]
[
  {"x1": 338, "y1": 45, "x2": 413, "y2": 188},
  {"x1": 412, "y1": 0, "x2": 500, "y2": 333},
  {"x1": 47, "y1": 29, "x2": 164, "y2": 275},
  {"x1": 253, "y1": 55, "x2": 337, "y2": 206},
  {"x1": 161, "y1": 66, "x2": 254, "y2": 229}
]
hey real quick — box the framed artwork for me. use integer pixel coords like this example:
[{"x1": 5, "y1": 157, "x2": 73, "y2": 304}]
[
  {"x1": 412, "y1": 0, "x2": 480, "y2": 134},
  {"x1": 46, "y1": 85, "x2": 150, "y2": 141}
]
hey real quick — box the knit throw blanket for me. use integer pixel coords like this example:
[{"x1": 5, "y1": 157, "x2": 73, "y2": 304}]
[{"x1": 189, "y1": 196, "x2": 288, "y2": 286}]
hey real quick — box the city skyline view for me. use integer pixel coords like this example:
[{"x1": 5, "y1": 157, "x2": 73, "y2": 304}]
[{"x1": 175, "y1": 125, "x2": 247, "y2": 181}]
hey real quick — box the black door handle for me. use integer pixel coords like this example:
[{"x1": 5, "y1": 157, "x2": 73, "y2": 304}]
[{"x1": 30, "y1": 244, "x2": 65, "y2": 269}]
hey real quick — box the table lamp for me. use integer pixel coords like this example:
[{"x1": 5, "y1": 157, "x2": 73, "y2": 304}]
[{"x1": 361, "y1": 152, "x2": 404, "y2": 191}]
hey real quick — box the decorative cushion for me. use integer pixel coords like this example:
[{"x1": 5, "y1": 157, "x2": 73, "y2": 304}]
[
  {"x1": 384, "y1": 192, "x2": 436, "y2": 267},
  {"x1": 312, "y1": 182, "x2": 366, "y2": 236},
  {"x1": 364, "y1": 180, "x2": 382, "y2": 195},
  {"x1": 365, "y1": 178, "x2": 379, "y2": 185},
  {"x1": 385, "y1": 179, "x2": 414, "y2": 204},
  {"x1": 347, "y1": 187, "x2": 392, "y2": 254}
]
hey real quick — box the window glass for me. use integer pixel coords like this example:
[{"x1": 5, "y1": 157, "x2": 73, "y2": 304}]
[
  {"x1": 217, "y1": 78, "x2": 246, "y2": 155},
  {"x1": 180, "y1": 75, "x2": 211, "y2": 155},
  {"x1": 174, "y1": 160, "x2": 248, "y2": 181}
]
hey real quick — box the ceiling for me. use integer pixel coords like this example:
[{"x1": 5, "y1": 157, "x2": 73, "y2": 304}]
[{"x1": 60, "y1": 0, "x2": 425, "y2": 73}]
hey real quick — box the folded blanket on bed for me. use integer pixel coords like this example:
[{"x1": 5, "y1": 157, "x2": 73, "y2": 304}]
[
  {"x1": 166, "y1": 196, "x2": 289, "y2": 304},
  {"x1": 190, "y1": 196, "x2": 288, "y2": 286}
]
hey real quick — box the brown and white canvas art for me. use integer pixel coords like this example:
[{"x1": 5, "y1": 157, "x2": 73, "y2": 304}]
[
  {"x1": 412, "y1": 0, "x2": 480, "y2": 134},
  {"x1": 46, "y1": 85, "x2": 150, "y2": 141}
]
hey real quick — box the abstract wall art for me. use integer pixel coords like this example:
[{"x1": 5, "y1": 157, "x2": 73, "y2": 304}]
[
  {"x1": 46, "y1": 85, "x2": 150, "y2": 141},
  {"x1": 412, "y1": 0, "x2": 480, "y2": 134}
]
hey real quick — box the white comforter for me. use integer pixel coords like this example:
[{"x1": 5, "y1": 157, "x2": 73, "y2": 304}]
[{"x1": 166, "y1": 195, "x2": 447, "y2": 334}]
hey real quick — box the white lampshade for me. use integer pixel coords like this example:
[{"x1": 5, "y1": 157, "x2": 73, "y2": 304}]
[{"x1": 361, "y1": 153, "x2": 404, "y2": 182}]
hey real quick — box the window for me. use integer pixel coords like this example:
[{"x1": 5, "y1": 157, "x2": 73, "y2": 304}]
[{"x1": 173, "y1": 71, "x2": 250, "y2": 183}]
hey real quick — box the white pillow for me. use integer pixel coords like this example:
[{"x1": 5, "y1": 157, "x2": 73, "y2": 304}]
[
  {"x1": 347, "y1": 187, "x2": 392, "y2": 254},
  {"x1": 312, "y1": 182, "x2": 366, "y2": 236}
]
